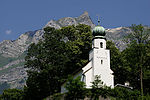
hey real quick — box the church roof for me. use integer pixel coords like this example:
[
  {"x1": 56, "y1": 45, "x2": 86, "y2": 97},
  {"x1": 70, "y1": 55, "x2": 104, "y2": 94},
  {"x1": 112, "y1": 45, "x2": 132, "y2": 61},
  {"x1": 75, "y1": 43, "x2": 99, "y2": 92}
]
[
  {"x1": 61, "y1": 61, "x2": 90, "y2": 85},
  {"x1": 71, "y1": 60, "x2": 91, "y2": 76}
]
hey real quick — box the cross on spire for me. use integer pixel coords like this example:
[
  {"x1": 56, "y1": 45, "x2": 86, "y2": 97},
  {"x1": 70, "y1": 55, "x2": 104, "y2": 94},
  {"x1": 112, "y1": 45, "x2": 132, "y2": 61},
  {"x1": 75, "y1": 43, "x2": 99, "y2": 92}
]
[{"x1": 97, "y1": 14, "x2": 100, "y2": 26}]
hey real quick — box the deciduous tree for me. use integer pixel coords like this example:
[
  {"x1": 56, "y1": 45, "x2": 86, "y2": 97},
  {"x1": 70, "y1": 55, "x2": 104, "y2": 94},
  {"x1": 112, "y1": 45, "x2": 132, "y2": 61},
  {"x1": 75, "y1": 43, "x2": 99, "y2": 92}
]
[
  {"x1": 123, "y1": 24, "x2": 150, "y2": 97},
  {"x1": 24, "y1": 24, "x2": 92, "y2": 99}
]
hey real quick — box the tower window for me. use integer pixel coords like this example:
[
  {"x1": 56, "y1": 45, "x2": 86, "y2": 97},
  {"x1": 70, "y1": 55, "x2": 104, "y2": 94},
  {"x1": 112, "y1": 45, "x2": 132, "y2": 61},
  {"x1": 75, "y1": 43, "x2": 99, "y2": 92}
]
[
  {"x1": 101, "y1": 60, "x2": 103, "y2": 64},
  {"x1": 100, "y1": 42, "x2": 103, "y2": 48}
]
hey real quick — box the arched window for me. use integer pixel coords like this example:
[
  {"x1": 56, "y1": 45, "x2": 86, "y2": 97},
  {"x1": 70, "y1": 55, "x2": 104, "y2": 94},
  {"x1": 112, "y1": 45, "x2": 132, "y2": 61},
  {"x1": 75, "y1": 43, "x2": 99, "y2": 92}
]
[
  {"x1": 101, "y1": 60, "x2": 103, "y2": 64},
  {"x1": 100, "y1": 42, "x2": 103, "y2": 48}
]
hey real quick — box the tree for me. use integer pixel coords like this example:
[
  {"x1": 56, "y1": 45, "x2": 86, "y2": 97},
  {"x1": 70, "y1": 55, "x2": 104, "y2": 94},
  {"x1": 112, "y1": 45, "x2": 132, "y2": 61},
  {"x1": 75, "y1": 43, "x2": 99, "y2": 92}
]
[
  {"x1": 91, "y1": 75, "x2": 110, "y2": 100},
  {"x1": 61, "y1": 24, "x2": 92, "y2": 74},
  {"x1": 24, "y1": 27, "x2": 67, "y2": 100},
  {"x1": 65, "y1": 76, "x2": 86, "y2": 100},
  {"x1": 106, "y1": 41, "x2": 126, "y2": 85},
  {"x1": 0, "y1": 89, "x2": 24, "y2": 100},
  {"x1": 110, "y1": 87, "x2": 140, "y2": 100},
  {"x1": 122, "y1": 41, "x2": 150, "y2": 94},
  {"x1": 24, "y1": 24, "x2": 92, "y2": 99},
  {"x1": 123, "y1": 24, "x2": 150, "y2": 98}
]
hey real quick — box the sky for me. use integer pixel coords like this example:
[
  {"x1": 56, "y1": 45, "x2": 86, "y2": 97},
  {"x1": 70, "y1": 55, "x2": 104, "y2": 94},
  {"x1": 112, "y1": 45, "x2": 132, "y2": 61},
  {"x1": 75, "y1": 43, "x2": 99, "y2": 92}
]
[{"x1": 0, "y1": 0, "x2": 150, "y2": 42}]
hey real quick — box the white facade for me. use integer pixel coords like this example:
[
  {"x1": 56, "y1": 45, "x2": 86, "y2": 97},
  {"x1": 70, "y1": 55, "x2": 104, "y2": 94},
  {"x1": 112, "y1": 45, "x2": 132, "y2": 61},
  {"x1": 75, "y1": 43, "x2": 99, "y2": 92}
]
[
  {"x1": 61, "y1": 36, "x2": 114, "y2": 93},
  {"x1": 89, "y1": 37, "x2": 114, "y2": 88}
]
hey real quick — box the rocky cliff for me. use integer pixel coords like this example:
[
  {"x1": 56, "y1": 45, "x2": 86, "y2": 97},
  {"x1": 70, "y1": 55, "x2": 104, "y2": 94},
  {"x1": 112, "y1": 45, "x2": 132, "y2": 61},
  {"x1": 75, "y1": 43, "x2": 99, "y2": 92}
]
[{"x1": 0, "y1": 11, "x2": 132, "y2": 92}]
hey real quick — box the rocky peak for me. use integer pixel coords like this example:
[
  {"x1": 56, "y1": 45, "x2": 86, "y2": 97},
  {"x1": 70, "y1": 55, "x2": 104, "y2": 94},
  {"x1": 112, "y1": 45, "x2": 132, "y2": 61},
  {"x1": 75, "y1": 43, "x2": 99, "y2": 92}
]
[
  {"x1": 44, "y1": 20, "x2": 61, "y2": 29},
  {"x1": 76, "y1": 11, "x2": 95, "y2": 28},
  {"x1": 0, "y1": 12, "x2": 95, "y2": 58},
  {"x1": 58, "y1": 17, "x2": 77, "y2": 27},
  {"x1": 0, "y1": 31, "x2": 36, "y2": 57},
  {"x1": 44, "y1": 11, "x2": 95, "y2": 29},
  {"x1": 81, "y1": 11, "x2": 89, "y2": 16},
  {"x1": 105, "y1": 27, "x2": 132, "y2": 51},
  {"x1": 32, "y1": 29, "x2": 44, "y2": 43}
]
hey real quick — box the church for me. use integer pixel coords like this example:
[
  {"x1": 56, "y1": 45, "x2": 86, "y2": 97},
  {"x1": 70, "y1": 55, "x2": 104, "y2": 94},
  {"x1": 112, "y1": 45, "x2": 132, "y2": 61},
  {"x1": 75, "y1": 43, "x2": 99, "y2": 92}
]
[{"x1": 61, "y1": 21, "x2": 114, "y2": 93}]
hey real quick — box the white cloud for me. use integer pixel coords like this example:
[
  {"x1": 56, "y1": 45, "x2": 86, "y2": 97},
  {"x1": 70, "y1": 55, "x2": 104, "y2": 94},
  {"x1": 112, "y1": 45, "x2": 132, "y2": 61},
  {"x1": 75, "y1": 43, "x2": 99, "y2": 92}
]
[{"x1": 5, "y1": 30, "x2": 12, "y2": 35}]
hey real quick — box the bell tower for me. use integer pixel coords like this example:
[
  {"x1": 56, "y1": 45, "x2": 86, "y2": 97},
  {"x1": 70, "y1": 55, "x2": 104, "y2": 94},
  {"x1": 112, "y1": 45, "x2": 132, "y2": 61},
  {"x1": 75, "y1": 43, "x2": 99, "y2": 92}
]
[{"x1": 89, "y1": 19, "x2": 114, "y2": 88}]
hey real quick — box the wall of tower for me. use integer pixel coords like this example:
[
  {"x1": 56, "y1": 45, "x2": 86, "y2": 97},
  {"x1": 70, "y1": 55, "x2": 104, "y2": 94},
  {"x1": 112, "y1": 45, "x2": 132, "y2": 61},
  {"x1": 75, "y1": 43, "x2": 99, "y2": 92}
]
[{"x1": 92, "y1": 38, "x2": 114, "y2": 88}]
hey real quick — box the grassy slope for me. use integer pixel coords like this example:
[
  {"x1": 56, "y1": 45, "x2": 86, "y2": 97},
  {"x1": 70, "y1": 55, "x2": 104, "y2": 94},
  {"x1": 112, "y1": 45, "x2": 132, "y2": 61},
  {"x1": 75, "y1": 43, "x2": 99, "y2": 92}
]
[
  {"x1": 0, "y1": 52, "x2": 26, "y2": 75},
  {"x1": 0, "y1": 55, "x2": 16, "y2": 68}
]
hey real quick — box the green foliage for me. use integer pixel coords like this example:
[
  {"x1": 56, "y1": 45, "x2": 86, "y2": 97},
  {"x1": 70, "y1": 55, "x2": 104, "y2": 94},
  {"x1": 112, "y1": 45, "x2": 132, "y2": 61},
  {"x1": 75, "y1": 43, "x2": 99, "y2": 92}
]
[
  {"x1": 122, "y1": 41, "x2": 150, "y2": 93},
  {"x1": 110, "y1": 87, "x2": 140, "y2": 100},
  {"x1": 0, "y1": 89, "x2": 24, "y2": 100},
  {"x1": 106, "y1": 41, "x2": 126, "y2": 84},
  {"x1": 24, "y1": 24, "x2": 92, "y2": 99},
  {"x1": 122, "y1": 24, "x2": 150, "y2": 94},
  {"x1": 43, "y1": 93, "x2": 64, "y2": 100},
  {"x1": 91, "y1": 75, "x2": 104, "y2": 89},
  {"x1": 65, "y1": 76, "x2": 86, "y2": 99},
  {"x1": 140, "y1": 94, "x2": 150, "y2": 100},
  {"x1": 90, "y1": 75, "x2": 111, "y2": 100}
]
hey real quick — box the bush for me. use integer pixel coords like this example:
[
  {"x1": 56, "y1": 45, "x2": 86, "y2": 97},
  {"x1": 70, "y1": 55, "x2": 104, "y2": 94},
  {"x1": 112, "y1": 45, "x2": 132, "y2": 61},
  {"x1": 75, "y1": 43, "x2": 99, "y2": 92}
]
[
  {"x1": 65, "y1": 76, "x2": 87, "y2": 100},
  {"x1": 110, "y1": 87, "x2": 140, "y2": 100},
  {"x1": 0, "y1": 88, "x2": 24, "y2": 100}
]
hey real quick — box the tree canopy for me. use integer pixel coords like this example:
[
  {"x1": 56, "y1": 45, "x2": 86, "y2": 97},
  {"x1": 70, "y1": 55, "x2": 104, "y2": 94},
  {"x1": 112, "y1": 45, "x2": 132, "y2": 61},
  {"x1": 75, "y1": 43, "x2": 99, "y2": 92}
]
[
  {"x1": 65, "y1": 76, "x2": 86, "y2": 99},
  {"x1": 122, "y1": 24, "x2": 150, "y2": 97},
  {"x1": 24, "y1": 24, "x2": 92, "y2": 100}
]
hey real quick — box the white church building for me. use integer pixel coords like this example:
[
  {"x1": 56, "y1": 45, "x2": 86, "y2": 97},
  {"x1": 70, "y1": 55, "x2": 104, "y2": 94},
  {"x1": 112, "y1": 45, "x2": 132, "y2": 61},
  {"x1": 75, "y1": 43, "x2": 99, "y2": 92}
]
[{"x1": 61, "y1": 22, "x2": 114, "y2": 93}]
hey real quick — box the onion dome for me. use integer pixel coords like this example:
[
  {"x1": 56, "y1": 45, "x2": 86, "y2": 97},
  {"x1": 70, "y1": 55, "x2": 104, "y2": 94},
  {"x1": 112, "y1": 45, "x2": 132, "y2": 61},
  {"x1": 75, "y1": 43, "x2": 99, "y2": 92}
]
[
  {"x1": 92, "y1": 16, "x2": 106, "y2": 36},
  {"x1": 92, "y1": 25, "x2": 106, "y2": 36}
]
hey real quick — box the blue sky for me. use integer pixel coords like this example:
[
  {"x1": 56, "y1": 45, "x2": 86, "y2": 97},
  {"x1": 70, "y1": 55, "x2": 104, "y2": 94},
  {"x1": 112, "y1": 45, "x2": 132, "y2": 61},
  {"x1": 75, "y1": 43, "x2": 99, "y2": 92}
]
[{"x1": 0, "y1": 0, "x2": 150, "y2": 42}]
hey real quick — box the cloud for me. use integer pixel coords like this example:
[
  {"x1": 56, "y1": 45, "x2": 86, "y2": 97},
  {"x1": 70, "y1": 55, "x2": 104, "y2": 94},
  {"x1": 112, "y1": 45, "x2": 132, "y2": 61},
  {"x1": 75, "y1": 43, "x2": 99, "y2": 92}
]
[{"x1": 5, "y1": 30, "x2": 12, "y2": 35}]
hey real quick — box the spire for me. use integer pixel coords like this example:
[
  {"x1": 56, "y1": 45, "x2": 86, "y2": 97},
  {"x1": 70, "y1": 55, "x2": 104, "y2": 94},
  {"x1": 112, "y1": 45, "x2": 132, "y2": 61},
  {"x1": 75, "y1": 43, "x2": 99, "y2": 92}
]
[{"x1": 97, "y1": 15, "x2": 100, "y2": 26}]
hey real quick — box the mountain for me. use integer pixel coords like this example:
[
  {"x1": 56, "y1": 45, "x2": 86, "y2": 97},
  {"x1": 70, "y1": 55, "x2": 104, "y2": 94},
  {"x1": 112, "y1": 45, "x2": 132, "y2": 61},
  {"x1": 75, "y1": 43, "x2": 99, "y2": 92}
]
[{"x1": 0, "y1": 11, "x2": 133, "y2": 93}]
